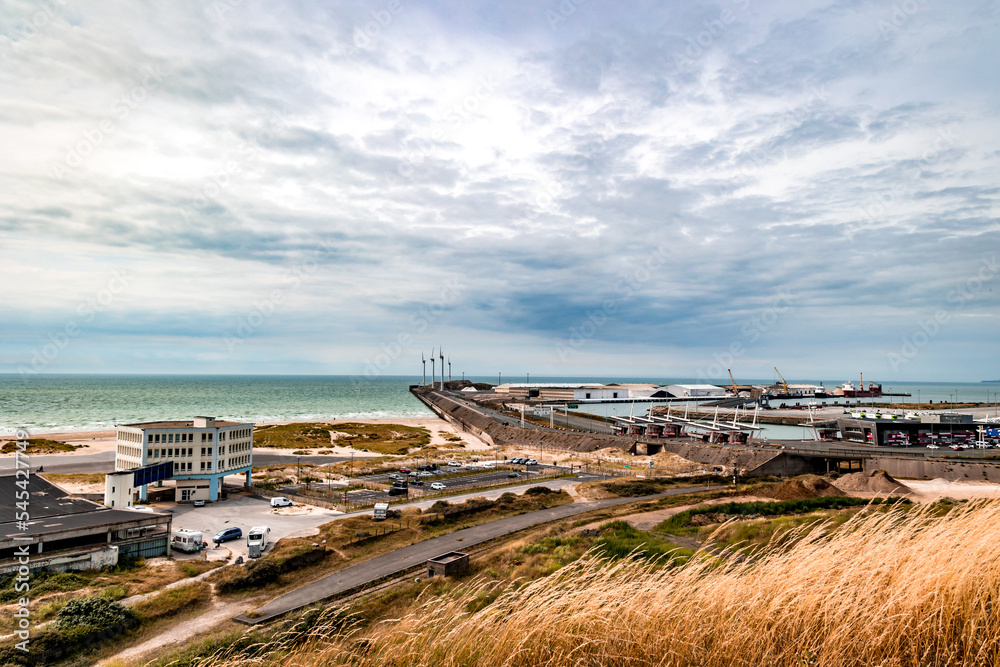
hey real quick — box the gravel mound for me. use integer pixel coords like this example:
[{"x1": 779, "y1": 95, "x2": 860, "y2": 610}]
[
  {"x1": 834, "y1": 469, "x2": 910, "y2": 495},
  {"x1": 763, "y1": 475, "x2": 846, "y2": 500}
]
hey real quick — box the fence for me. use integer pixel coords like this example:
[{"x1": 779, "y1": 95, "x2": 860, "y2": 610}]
[{"x1": 251, "y1": 467, "x2": 576, "y2": 513}]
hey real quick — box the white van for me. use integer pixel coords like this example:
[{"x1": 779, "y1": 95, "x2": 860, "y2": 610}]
[
  {"x1": 171, "y1": 529, "x2": 203, "y2": 553},
  {"x1": 373, "y1": 502, "x2": 389, "y2": 521},
  {"x1": 247, "y1": 526, "x2": 270, "y2": 558}
]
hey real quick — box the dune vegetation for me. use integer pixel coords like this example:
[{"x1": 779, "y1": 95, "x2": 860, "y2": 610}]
[{"x1": 196, "y1": 499, "x2": 1000, "y2": 667}]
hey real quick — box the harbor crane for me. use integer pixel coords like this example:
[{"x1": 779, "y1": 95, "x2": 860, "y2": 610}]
[
  {"x1": 728, "y1": 369, "x2": 739, "y2": 395},
  {"x1": 773, "y1": 366, "x2": 789, "y2": 393}
]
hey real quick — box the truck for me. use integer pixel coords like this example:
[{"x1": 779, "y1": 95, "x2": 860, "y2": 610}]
[
  {"x1": 373, "y1": 502, "x2": 389, "y2": 521},
  {"x1": 247, "y1": 526, "x2": 270, "y2": 558},
  {"x1": 171, "y1": 529, "x2": 203, "y2": 553}
]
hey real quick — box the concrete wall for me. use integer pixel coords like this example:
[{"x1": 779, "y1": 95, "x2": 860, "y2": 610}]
[
  {"x1": 867, "y1": 457, "x2": 1000, "y2": 482},
  {"x1": 0, "y1": 545, "x2": 119, "y2": 576}
]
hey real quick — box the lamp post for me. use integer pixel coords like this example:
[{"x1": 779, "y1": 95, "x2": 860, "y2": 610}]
[{"x1": 297, "y1": 457, "x2": 301, "y2": 485}]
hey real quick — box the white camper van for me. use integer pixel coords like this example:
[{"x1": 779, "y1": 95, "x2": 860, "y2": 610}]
[
  {"x1": 373, "y1": 502, "x2": 389, "y2": 521},
  {"x1": 247, "y1": 526, "x2": 271, "y2": 558},
  {"x1": 171, "y1": 529, "x2": 204, "y2": 553}
]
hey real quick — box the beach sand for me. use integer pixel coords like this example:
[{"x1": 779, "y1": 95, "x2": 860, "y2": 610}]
[{"x1": 0, "y1": 417, "x2": 491, "y2": 458}]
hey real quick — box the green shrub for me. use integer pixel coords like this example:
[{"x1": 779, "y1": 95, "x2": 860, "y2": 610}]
[
  {"x1": 54, "y1": 596, "x2": 139, "y2": 632},
  {"x1": 658, "y1": 497, "x2": 909, "y2": 531},
  {"x1": 594, "y1": 521, "x2": 692, "y2": 563}
]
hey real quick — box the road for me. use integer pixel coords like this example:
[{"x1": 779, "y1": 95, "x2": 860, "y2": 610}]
[{"x1": 235, "y1": 484, "x2": 711, "y2": 624}]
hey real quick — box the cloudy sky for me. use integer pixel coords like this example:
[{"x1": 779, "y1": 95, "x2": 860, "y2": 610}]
[{"x1": 1, "y1": 0, "x2": 997, "y2": 382}]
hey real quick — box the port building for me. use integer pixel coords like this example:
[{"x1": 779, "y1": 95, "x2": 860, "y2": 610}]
[
  {"x1": 0, "y1": 473, "x2": 172, "y2": 574},
  {"x1": 113, "y1": 416, "x2": 253, "y2": 503}
]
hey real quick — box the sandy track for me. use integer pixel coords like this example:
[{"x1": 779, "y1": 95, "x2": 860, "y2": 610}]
[{"x1": 96, "y1": 596, "x2": 256, "y2": 667}]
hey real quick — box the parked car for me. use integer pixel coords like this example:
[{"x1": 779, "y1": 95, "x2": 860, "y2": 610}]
[
  {"x1": 418, "y1": 464, "x2": 438, "y2": 471},
  {"x1": 193, "y1": 499, "x2": 206, "y2": 507},
  {"x1": 213, "y1": 526, "x2": 242, "y2": 544},
  {"x1": 507, "y1": 472, "x2": 521, "y2": 478},
  {"x1": 399, "y1": 467, "x2": 411, "y2": 473},
  {"x1": 270, "y1": 497, "x2": 293, "y2": 508},
  {"x1": 447, "y1": 461, "x2": 461, "y2": 467},
  {"x1": 409, "y1": 478, "x2": 425, "y2": 486},
  {"x1": 388, "y1": 473, "x2": 403, "y2": 480},
  {"x1": 388, "y1": 486, "x2": 408, "y2": 496},
  {"x1": 927, "y1": 444, "x2": 940, "y2": 449},
  {"x1": 408, "y1": 471, "x2": 420, "y2": 477},
  {"x1": 418, "y1": 471, "x2": 433, "y2": 477},
  {"x1": 430, "y1": 482, "x2": 447, "y2": 491},
  {"x1": 950, "y1": 445, "x2": 964, "y2": 451},
  {"x1": 525, "y1": 459, "x2": 538, "y2": 466}
]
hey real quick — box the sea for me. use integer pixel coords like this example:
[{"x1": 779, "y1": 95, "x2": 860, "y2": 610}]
[{"x1": 0, "y1": 374, "x2": 997, "y2": 437}]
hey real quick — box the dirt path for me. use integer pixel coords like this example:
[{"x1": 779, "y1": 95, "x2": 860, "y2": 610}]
[{"x1": 96, "y1": 595, "x2": 256, "y2": 667}]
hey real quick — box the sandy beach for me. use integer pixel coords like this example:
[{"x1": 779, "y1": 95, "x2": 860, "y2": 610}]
[{"x1": 0, "y1": 417, "x2": 491, "y2": 457}]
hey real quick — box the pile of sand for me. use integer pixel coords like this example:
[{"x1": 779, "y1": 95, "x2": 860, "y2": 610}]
[
  {"x1": 762, "y1": 474, "x2": 845, "y2": 500},
  {"x1": 834, "y1": 469, "x2": 911, "y2": 495}
]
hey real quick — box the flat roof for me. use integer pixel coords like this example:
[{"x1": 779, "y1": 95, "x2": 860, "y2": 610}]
[
  {"x1": 497, "y1": 383, "x2": 606, "y2": 388},
  {"x1": 0, "y1": 474, "x2": 169, "y2": 539},
  {"x1": 121, "y1": 420, "x2": 247, "y2": 429}
]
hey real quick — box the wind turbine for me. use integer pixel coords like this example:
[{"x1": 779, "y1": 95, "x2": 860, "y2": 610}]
[
  {"x1": 439, "y1": 347, "x2": 445, "y2": 390},
  {"x1": 421, "y1": 352, "x2": 426, "y2": 387},
  {"x1": 430, "y1": 347, "x2": 436, "y2": 389}
]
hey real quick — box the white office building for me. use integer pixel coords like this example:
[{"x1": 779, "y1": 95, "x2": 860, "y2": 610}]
[{"x1": 114, "y1": 416, "x2": 253, "y2": 503}]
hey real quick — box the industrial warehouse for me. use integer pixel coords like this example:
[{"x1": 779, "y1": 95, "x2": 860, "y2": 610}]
[{"x1": 0, "y1": 473, "x2": 172, "y2": 575}]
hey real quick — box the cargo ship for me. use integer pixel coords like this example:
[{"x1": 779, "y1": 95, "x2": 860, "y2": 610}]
[{"x1": 833, "y1": 373, "x2": 883, "y2": 398}]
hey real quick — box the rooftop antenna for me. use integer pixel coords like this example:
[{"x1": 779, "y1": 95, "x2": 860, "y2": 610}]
[
  {"x1": 421, "y1": 351, "x2": 426, "y2": 387},
  {"x1": 439, "y1": 347, "x2": 444, "y2": 390},
  {"x1": 430, "y1": 347, "x2": 436, "y2": 389}
]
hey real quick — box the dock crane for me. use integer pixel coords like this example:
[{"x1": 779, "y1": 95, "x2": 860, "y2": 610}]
[
  {"x1": 773, "y1": 366, "x2": 789, "y2": 393},
  {"x1": 728, "y1": 369, "x2": 739, "y2": 395}
]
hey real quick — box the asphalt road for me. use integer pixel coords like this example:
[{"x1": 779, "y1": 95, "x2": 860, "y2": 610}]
[{"x1": 236, "y1": 484, "x2": 711, "y2": 624}]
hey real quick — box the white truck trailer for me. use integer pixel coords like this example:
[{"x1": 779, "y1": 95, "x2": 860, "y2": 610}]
[
  {"x1": 171, "y1": 529, "x2": 203, "y2": 553},
  {"x1": 247, "y1": 526, "x2": 271, "y2": 558}
]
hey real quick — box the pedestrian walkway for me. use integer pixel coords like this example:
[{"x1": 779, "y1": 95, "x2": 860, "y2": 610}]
[{"x1": 235, "y1": 486, "x2": 709, "y2": 624}]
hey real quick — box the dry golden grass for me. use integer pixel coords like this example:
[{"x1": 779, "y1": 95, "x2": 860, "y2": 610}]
[{"x1": 200, "y1": 500, "x2": 1000, "y2": 667}]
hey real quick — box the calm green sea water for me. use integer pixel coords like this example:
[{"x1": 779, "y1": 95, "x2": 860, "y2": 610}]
[{"x1": 0, "y1": 375, "x2": 996, "y2": 436}]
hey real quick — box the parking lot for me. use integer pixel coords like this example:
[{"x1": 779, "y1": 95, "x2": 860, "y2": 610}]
[{"x1": 165, "y1": 494, "x2": 341, "y2": 560}]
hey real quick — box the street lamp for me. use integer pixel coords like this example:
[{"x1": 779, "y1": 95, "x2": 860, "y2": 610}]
[{"x1": 297, "y1": 457, "x2": 301, "y2": 485}]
